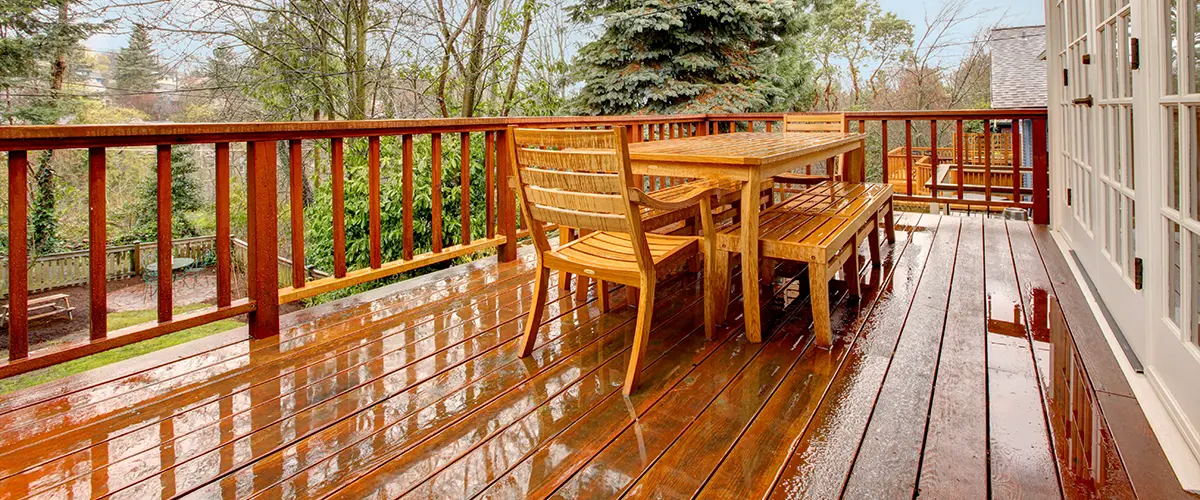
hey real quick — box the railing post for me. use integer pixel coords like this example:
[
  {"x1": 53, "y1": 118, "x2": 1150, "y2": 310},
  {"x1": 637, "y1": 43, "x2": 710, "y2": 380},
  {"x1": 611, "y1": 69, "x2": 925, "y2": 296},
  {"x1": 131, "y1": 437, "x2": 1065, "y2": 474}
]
[
  {"x1": 1032, "y1": 117, "x2": 1050, "y2": 224},
  {"x1": 496, "y1": 127, "x2": 518, "y2": 262},
  {"x1": 247, "y1": 141, "x2": 280, "y2": 339},
  {"x1": 8, "y1": 150, "x2": 28, "y2": 361}
]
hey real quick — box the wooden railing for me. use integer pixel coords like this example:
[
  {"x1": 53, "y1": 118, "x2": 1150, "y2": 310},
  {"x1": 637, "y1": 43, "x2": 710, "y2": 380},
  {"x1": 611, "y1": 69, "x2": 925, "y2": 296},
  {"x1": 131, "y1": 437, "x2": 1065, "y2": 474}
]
[{"x1": 0, "y1": 109, "x2": 1047, "y2": 378}]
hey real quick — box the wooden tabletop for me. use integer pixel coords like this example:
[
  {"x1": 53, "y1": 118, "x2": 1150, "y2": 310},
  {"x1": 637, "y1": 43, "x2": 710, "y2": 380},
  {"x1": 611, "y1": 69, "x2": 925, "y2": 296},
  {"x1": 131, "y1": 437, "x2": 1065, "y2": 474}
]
[{"x1": 627, "y1": 132, "x2": 866, "y2": 166}]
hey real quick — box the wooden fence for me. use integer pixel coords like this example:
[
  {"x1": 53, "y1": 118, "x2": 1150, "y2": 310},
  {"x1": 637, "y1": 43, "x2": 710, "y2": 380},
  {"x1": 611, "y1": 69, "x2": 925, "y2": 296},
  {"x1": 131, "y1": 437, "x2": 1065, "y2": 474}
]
[{"x1": 0, "y1": 235, "x2": 324, "y2": 296}]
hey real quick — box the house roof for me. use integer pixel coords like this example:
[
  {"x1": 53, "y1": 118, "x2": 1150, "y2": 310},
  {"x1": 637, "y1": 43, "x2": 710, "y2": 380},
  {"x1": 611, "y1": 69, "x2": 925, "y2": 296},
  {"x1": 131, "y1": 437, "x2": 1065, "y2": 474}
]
[{"x1": 990, "y1": 25, "x2": 1047, "y2": 108}]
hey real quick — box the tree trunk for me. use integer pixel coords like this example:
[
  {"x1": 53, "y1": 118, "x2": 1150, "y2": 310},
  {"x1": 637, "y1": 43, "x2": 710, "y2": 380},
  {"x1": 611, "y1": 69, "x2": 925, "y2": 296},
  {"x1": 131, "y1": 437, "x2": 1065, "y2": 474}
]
[
  {"x1": 50, "y1": 1, "x2": 68, "y2": 96},
  {"x1": 502, "y1": 0, "x2": 535, "y2": 116},
  {"x1": 460, "y1": 0, "x2": 491, "y2": 117}
]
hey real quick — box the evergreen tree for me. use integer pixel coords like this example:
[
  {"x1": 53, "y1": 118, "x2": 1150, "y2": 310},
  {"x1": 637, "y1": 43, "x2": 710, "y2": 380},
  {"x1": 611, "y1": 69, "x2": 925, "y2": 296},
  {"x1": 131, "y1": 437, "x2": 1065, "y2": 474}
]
[
  {"x1": 131, "y1": 147, "x2": 203, "y2": 242},
  {"x1": 570, "y1": 0, "x2": 814, "y2": 114},
  {"x1": 111, "y1": 24, "x2": 162, "y2": 115},
  {"x1": 30, "y1": 152, "x2": 60, "y2": 254}
]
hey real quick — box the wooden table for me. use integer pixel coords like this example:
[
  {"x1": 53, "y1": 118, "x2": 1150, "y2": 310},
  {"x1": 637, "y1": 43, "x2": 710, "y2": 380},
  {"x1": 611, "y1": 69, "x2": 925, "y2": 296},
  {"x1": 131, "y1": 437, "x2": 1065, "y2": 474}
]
[{"x1": 628, "y1": 132, "x2": 868, "y2": 343}]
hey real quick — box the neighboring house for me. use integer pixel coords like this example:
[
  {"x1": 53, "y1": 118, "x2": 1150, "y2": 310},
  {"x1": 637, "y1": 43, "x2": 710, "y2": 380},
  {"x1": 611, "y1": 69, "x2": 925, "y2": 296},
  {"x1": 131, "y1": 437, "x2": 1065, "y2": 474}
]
[
  {"x1": 990, "y1": 25, "x2": 1047, "y2": 184},
  {"x1": 990, "y1": 25, "x2": 1048, "y2": 109}
]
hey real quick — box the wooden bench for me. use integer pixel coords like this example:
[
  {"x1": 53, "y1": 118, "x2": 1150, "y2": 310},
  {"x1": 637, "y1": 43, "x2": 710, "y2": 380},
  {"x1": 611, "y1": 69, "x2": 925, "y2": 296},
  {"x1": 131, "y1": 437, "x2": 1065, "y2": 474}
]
[
  {"x1": 714, "y1": 181, "x2": 895, "y2": 346},
  {"x1": 1, "y1": 293, "x2": 75, "y2": 326}
]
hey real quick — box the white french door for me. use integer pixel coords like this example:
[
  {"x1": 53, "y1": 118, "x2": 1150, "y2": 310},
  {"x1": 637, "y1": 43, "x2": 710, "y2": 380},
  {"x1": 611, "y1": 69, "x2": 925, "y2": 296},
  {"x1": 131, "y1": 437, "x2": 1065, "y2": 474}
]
[
  {"x1": 1054, "y1": 0, "x2": 1200, "y2": 462},
  {"x1": 1146, "y1": 0, "x2": 1200, "y2": 459},
  {"x1": 1055, "y1": 0, "x2": 1146, "y2": 344}
]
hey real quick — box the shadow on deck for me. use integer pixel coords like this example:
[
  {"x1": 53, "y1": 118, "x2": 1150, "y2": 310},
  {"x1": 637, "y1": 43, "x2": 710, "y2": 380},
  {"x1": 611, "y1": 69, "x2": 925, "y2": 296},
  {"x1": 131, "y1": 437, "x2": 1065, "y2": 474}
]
[{"x1": 0, "y1": 214, "x2": 1190, "y2": 499}]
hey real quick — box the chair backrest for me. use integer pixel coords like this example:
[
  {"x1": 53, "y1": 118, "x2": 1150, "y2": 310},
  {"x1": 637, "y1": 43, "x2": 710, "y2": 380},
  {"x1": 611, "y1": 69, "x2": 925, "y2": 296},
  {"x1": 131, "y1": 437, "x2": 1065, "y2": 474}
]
[
  {"x1": 783, "y1": 113, "x2": 846, "y2": 133},
  {"x1": 508, "y1": 126, "x2": 654, "y2": 268}
]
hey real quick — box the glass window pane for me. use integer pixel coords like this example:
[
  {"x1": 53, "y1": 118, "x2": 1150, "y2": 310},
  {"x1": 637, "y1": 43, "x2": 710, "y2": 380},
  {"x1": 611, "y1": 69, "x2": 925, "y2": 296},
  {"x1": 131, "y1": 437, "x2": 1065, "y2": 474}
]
[
  {"x1": 1170, "y1": 0, "x2": 1180, "y2": 95},
  {"x1": 1171, "y1": 107, "x2": 1181, "y2": 210},
  {"x1": 1169, "y1": 221, "x2": 1182, "y2": 327}
]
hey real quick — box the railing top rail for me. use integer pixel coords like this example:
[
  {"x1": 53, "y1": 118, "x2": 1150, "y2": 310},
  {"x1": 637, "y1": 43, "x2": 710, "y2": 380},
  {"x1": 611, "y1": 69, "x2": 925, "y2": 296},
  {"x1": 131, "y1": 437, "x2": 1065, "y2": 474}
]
[
  {"x1": 0, "y1": 114, "x2": 710, "y2": 151},
  {"x1": 0, "y1": 109, "x2": 1048, "y2": 151},
  {"x1": 842, "y1": 109, "x2": 1047, "y2": 120}
]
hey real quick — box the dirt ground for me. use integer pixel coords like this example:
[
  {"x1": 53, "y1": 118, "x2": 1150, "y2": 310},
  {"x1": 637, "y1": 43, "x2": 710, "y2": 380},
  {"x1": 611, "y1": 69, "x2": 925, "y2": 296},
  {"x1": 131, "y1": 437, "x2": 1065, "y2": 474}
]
[{"x1": 1, "y1": 269, "x2": 302, "y2": 353}]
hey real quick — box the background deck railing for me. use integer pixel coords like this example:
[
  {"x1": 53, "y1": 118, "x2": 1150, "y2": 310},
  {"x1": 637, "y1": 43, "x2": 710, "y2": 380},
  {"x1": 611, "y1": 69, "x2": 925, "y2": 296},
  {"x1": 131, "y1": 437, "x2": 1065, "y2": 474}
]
[{"x1": 0, "y1": 109, "x2": 1047, "y2": 378}]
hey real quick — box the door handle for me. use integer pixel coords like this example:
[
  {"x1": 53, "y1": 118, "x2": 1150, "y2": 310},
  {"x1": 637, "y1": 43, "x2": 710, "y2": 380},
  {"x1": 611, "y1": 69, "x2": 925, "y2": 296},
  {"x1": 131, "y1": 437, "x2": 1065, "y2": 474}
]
[{"x1": 1072, "y1": 95, "x2": 1094, "y2": 107}]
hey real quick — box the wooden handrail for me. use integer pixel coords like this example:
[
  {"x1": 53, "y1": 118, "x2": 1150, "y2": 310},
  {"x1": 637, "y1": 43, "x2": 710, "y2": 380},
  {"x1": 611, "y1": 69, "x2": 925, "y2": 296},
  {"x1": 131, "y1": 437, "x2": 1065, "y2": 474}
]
[{"x1": 0, "y1": 109, "x2": 1047, "y2": 379}]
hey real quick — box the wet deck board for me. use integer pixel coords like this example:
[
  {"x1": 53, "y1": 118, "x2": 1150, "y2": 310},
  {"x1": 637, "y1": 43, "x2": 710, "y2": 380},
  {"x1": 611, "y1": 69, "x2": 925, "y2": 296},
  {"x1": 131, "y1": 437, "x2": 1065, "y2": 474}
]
[{"x1": 0, "y1": 215, "x2": 1188, "y2": 499}]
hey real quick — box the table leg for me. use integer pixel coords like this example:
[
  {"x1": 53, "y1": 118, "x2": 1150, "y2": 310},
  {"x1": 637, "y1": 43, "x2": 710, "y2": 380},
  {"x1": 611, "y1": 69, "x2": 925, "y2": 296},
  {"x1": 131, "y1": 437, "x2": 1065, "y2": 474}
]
[{"x1": 740, "y1": 172, "x2": 763, "y2": 343}]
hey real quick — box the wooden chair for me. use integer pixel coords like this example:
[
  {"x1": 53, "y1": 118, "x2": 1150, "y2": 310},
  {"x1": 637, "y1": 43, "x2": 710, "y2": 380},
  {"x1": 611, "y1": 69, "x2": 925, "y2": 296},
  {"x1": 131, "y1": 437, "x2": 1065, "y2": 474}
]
[
  {"x1": 509, "y1": 126, "x2": 720, "y2": 395},
  {"x1": 774, "y1": 113, "x2": 848, "y2": 189}
]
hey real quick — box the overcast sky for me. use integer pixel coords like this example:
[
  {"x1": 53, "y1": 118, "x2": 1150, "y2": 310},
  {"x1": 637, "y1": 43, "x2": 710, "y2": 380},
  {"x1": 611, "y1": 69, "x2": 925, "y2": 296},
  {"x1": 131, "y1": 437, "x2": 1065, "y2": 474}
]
[{"x1": 85, "y1": 0, "x2": 1049, "y2": 68}]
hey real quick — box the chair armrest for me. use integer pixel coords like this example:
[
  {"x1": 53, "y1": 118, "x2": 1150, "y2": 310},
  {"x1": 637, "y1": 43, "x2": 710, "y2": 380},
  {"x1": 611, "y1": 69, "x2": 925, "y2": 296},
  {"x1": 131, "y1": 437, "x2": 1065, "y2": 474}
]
[{"x1": 631, "y1": 184, "x2": 724, "y2": 211}]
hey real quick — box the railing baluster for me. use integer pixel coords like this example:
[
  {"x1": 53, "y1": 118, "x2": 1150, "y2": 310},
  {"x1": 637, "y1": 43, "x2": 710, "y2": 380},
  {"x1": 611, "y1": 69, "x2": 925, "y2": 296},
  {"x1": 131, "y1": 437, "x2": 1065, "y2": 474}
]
[
  {"x1": 431, "y1": 133, "x2": 443, "y2": 253},
  {"x1": 880, "y1": 120, "x2": 889, "y2": 184},
  {"x1": 8, "y1": 150, "x2": 28, "y2": 360},
  {"x1": 765, "y1": 121, "x2": 773, "y2": 133},
  {"x1": 859, "y1": 120, "x2": 866, "y2": 133},
  {"x1": 983, "y1": 119, "x2": 993, "y2": 203},
  {"x1": 485, "y1": 131, "x2": 495, "y2": 239},
  {"x1": 402, "y1": 134, "x2": 415, "y2": 260},
  {"x1": 1012, "y1": 118, "x2": 1023, "y2": 202},
  {"x1": 157, "y1": 145, "x2": 173, "y2": 323},
  {"x1": 247, "y1": 141, "x2": 279, "y2": 339},
  {"x1": 215, "y1": 143, "x2": 231, "y2": 307},
  {"x1": 904, "y1": 120, "x2": 914, "y2": 196},
  {"x1": 331, "y1": 138, "x2": 346, "y2": 278},
  {"x1": 460, "y1": 132, "x2": 472, "y2": 246},
  {"x1": 930, "y1": 120, "x2": 939, "y2": 204},
  {"x1": 89, "y1": 148, "x2": 107, "y2": 340},
  {"x1": 369, "y1": 136, "x2": 382, "y2": 268},
  {"x1": 956, "y1": 120, "x2": 965, "y2": 200},
  {"x1": 289, "y1": 139, "x2": 305, "y2": 288}
]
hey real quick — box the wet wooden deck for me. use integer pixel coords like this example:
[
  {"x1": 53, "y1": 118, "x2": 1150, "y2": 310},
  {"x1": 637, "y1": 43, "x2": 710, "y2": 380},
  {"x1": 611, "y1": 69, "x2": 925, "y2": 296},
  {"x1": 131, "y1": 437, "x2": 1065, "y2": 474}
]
[{"x1": 0, "y1": 214, "x2": 1191, "y2": 499}]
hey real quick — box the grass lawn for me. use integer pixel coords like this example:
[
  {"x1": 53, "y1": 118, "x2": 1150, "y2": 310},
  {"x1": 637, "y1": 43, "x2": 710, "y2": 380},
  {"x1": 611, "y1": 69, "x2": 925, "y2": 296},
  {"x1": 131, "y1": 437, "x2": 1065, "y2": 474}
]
[{"x1": 0, "y1": 303, "x2": 243, "y2": 395}]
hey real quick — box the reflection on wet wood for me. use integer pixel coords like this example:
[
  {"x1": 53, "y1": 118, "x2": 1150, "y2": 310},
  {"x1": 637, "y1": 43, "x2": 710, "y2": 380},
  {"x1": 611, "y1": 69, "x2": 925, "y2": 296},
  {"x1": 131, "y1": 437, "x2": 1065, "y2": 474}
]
[{"x1": 0, "y1": 217, "x2": 1189, "y2": 499}]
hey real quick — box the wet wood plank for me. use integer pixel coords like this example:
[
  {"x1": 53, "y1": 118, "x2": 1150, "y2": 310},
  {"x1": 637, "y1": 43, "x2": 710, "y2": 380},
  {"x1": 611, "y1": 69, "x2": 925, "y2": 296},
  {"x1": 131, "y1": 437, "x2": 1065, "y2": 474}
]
[
  {"x1": 0, "y1": 217, "x2": 1180, "y2": 500},
  {"x1": 838, "y1": 216, "x2": 961, "y2": 499},
  {"x1": 916, "y1": 216, "x2": 988, "y2": 498},
  {"x1": 678, "y1": 214, "x2": 919, "y2": 499},
  {"x1": 768, "y1": 214, "x2": 941, "y2": 500},
  {"x1": 983, "y1": 218, "x2": 1061, "y2": 499},
  {"x1": 1028, "y1": 225, "x2": 1192, "y2": 500}
]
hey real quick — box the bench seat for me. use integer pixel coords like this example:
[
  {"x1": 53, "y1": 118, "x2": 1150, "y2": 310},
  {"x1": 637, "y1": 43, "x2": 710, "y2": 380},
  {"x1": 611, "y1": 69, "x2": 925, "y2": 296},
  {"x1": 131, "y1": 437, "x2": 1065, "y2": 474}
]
[{"x1": 714, "y1": 181, "x2": 895, "y2": 345}]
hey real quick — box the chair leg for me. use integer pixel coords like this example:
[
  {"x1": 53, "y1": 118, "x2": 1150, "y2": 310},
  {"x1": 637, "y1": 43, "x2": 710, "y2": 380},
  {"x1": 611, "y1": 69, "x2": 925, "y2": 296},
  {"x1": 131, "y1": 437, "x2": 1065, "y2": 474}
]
[
  {"x1": 626, "y1": 286, "x2": 638, "y2": 307},
  {"x1": 519, "y1": 264, "x2": 551, "y2": 357},
  {"x1": 688, "y1": 217, "x2": 701, "y2": 273},
  {"x1": 598, "y1": 280, "x2": 611, "y2": 312},
  {"x1": 624, "y1": 278, "x2": 656, "y2": 395},
  {"x1": 762, "y1": 257, "x2": 776, "y2": 285},
  {"x1": 809, "y1": 263, "x2": 833, "y2": 347},
  {"x1": 575, "y1": 276, "x2": 591, "y2": 302},
  {"x1": 558, "y1": 228, "x2": 574, "y2": 291}
]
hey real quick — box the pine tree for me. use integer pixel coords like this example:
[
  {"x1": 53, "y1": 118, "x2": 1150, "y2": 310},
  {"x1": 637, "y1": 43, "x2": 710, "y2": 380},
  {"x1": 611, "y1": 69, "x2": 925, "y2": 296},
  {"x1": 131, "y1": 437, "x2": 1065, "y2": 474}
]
[
  {"x1": 132, "y1": 147, "x2": 204, "y2": 241},
  {"x1": 111, "y1": 24, "x2": 162, "y2": 115},
  {"x1": 570, "y1": 0, "x2": 814, "y2": 114}
]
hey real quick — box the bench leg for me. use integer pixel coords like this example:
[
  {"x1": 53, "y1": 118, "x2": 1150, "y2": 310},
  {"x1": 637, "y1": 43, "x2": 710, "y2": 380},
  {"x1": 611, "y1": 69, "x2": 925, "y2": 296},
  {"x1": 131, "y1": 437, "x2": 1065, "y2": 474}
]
[
  {"x1": 842, "y1": 240, "x2": 861, "y2": 298},
  {"x1": 624, "y1": 277, "x2": 656, "y2": 395},
  {"x1": 885, "y1": 199, "x2": 896, "y2": 243},
  {"x1": 688, "y1": 217, "x2": 701, "y2": 273},
  {"x1": 810, "y1": 263, "x2": 833, "y2": 346},
  {"x1": 713, "y1": 249, "x2": 731, "y2": 325},
  {"x1": 762, "y1": 257, "x2": 776, "y2": 285},
  {"x1": 868, "y1": 215, "x2": 882, "y2": 267},
  {"x1": 626, "y1": 286, "x2": 638, "y2": 308},
  {"x1": 575, "y1": 276, "x2": 591, "y2": 302}
]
